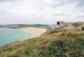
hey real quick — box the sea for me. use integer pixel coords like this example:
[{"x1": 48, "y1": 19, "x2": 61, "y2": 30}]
[{"x1": 0, "y1": 28, "x2": 39, "y2": 45}]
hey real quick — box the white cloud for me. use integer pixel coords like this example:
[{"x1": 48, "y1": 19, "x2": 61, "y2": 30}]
[{"x1": 0, "y1": 0, "x2": 84, "y2": 24}]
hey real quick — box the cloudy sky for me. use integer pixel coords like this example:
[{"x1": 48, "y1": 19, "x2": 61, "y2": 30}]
[{"x1": 0, "y1": 0, "x2": 84, "y2": 24}]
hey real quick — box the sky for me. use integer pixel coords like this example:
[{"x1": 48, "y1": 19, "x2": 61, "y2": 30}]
[{"x1": 0, "y1": 0, "x2": 84, "y2": 24}]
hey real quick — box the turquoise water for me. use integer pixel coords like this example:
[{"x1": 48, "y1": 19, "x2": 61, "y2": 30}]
[{"x1": 0, "y1": 28, "x2": 39, "y2": 45}]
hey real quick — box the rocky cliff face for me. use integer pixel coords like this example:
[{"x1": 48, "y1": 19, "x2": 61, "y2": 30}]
[{"x1": 42, "y1": 21, "x2": 84, "y2": 35}]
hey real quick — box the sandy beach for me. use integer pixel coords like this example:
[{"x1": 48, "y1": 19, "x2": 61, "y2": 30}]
[{"x1": 22, "y1": 27, "x2": 47, "y2": 34}]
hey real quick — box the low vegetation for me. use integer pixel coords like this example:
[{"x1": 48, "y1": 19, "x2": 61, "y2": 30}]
[
  {"x1": 0, "y1": 29, "x2": 84, "y2": 57},
  {"x1": 71, "y1": 22, "x2": 83, "y2": 27},
  {"x1": 0, "y1": 24, "x2": 50, "y2": 29},
  {"x1": 26, "y1": 24, "x2": 50, "y2": 29}
]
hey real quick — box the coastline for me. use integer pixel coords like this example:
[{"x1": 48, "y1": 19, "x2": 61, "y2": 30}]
[{"x1": 21, "y1": 27, "x2": 47, "y2": 35}]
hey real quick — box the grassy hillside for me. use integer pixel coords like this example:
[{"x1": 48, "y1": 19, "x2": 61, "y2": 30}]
[
  {"x1": 26, "y1": 24, "x2": 50, "y2": 29},
  {"x1": 17, "y1": 24, "x2": 50, "y2": 29},
  {"x1": 71, "y1": 22, "x2": 83, "y2": 27},
  {"x1": 0, "y1": 29, "x2": 84, "y2": 57},
  {"x1": 0, "y1": 24, "x2": 49, "y2": 29}
]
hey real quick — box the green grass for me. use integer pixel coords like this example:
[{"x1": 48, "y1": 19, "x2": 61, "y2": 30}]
[
  {"x1": 0, "y1": 29, "x2": 84, "y2": 57},
  {"x1": 71, "y1": 22, "x2": 83, "y2": 27},
  {"x1": 26, "y1": 24, "x2": 50, "y2": 29}
]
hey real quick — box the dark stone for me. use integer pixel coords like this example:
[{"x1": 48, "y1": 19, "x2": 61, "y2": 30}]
[
  {"x1": 79, "y1": 54, "x2": 84, "y2": 57},
  {"x1": 70, "y1": 55, "x2": 77, "y2": 57},
  {"x1": 81, "y1": 27, "x2": 84, "y2": 30},
  {"x1": 57, "y1": 22, "x2": 60, "y2": 25}
]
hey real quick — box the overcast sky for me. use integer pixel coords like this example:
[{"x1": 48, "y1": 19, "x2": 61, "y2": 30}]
[{"x1": 0, "y1": 0, "x2": 84, "y2": 24}]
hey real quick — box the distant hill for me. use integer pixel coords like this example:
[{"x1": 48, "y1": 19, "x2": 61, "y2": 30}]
[{"x1": 0, "y1": 24, "x2": 49, "y2": 29}]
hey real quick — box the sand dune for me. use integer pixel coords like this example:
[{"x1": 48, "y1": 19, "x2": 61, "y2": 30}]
[{"x1": 22, "y1": 27, "x2": 47, "y2": 34}]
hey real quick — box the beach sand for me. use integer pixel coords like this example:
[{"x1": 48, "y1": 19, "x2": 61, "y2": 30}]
[{"x1": 22, "y1": 27, "x2": 47, "y2": 35}]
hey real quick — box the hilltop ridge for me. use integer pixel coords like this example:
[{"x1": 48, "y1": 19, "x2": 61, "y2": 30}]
[{"x1": 0, "y1": 24, "x2": 49, "y2": 29}]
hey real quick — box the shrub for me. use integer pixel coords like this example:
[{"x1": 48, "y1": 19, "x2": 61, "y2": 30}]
[{"x1": 72, "y1": 22, "x2": 83, "y2": 27}]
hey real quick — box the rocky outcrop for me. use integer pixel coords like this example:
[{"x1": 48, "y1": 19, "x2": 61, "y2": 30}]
[{"x1": 42, "y1": 21, "x2": 84, "y2": 35}]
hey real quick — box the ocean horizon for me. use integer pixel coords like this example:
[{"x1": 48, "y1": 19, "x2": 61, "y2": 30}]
[{"x1": 0, "y1": 28, "x2": 39, "y2": 45}]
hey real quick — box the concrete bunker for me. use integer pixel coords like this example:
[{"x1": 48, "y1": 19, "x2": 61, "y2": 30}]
[{"x1": 57, "y1": 21, "x2": 64, "y2": 25}]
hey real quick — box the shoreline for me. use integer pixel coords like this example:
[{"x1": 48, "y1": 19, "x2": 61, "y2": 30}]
[{"x1": 21, "y1": 27, "x2": 47, "y2": 35}]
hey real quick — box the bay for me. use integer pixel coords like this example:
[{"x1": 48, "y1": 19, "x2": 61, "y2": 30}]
[{"x1": 0, "y1": 28, "x2": 38, "y2": 45}]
